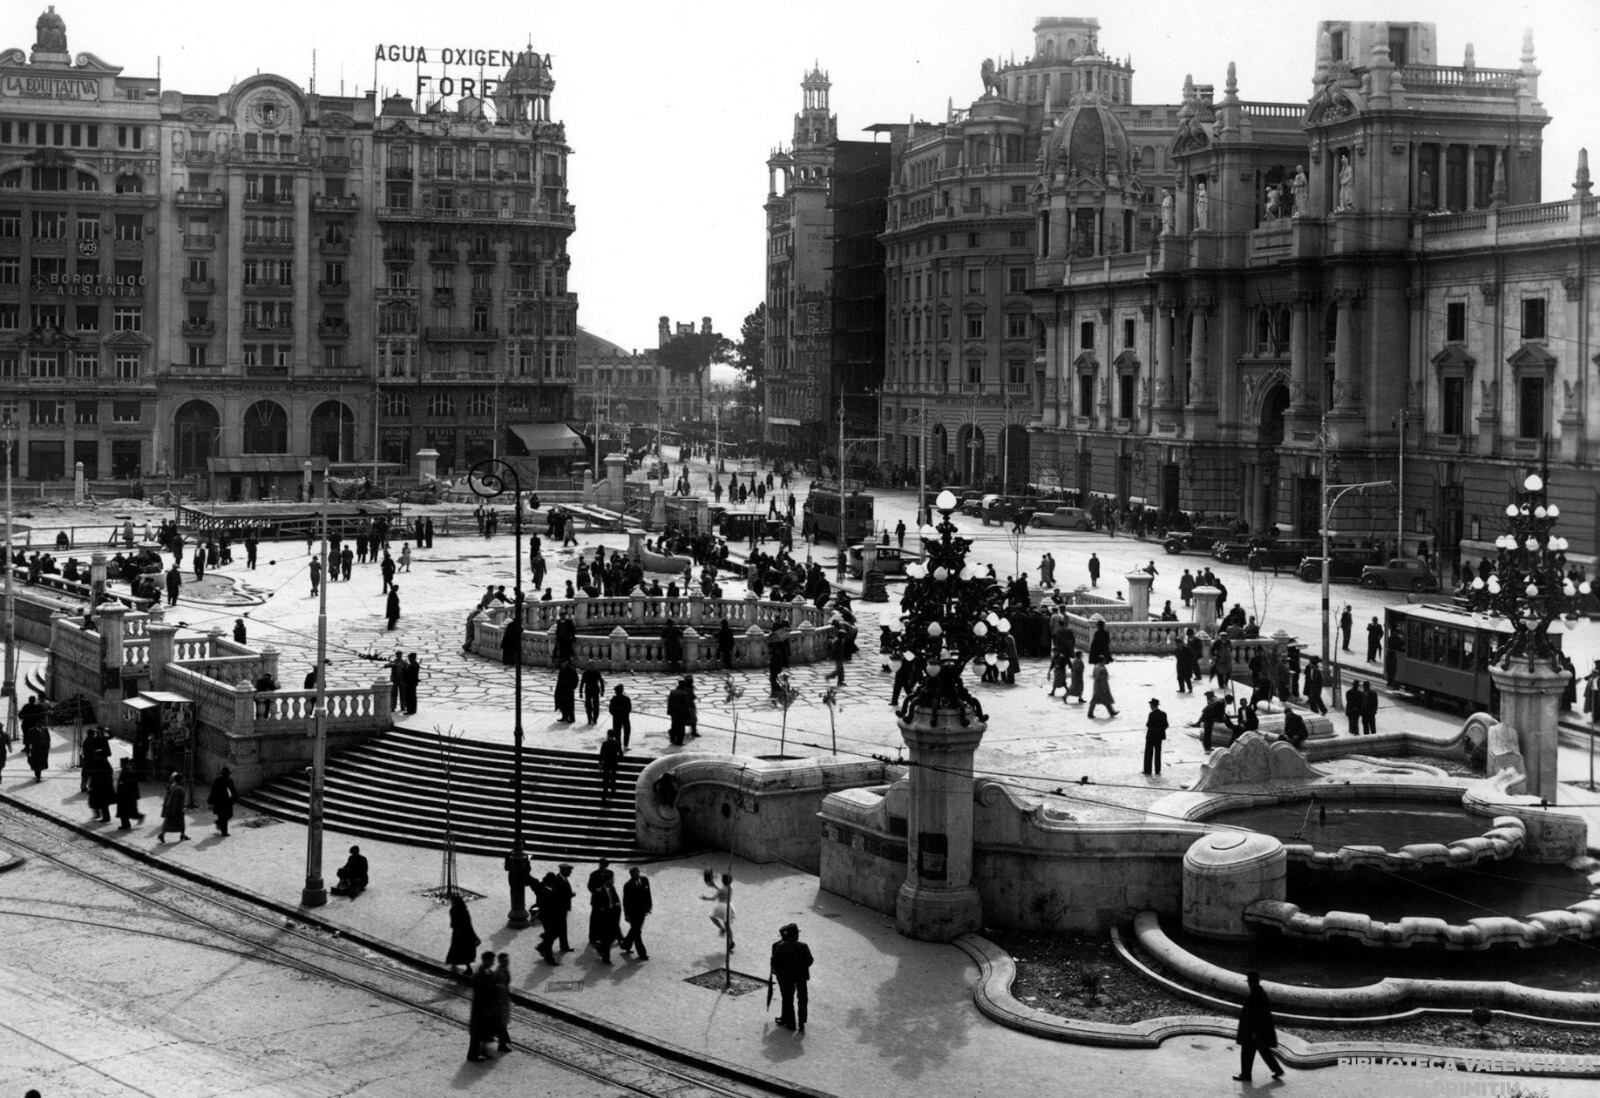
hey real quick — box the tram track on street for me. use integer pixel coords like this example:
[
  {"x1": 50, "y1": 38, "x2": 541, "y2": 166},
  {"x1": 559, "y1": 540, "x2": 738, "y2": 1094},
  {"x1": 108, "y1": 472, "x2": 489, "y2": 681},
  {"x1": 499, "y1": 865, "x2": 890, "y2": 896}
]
[{"x1": 0, "y1": 801, "x2": 821, "y2": 1098}]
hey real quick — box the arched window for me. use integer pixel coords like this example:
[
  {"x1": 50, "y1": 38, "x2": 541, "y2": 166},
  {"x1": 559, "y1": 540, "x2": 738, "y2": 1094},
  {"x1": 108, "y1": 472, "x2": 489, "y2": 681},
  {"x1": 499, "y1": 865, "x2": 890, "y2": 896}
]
[
  {"x1": 173, "y1": 400, "x2": 220, "y2": 477},
  {"x1": 428, "y1": 392, "x2": 455, "y2": 418},
  {"x1": 242, "y1": 400, "x2": 288, "y2": 453},
  {"x1": 466, "y1": 392, "x2": 494, "y2": 417},
  {"x1": 383, "y1": 391, "x2": 411, "y2": 418},
  {"x1": 115, "y1": 174, "x2": 144, "y2": 194},
  {"x1": 309, "y1": 401, "x2": 356, "y2": 463}
]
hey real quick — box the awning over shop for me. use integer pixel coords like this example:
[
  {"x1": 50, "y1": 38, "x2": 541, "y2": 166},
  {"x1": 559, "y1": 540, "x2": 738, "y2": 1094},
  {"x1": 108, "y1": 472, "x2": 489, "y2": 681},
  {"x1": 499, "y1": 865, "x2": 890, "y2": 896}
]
[
  {"x1": 506, "y1": 423, "x2": 587, "y2": 457},
  {"x1": 768, "y1": 417, "x2": 802, "y2": 427},
  {"x1": 206, "y1": 456, "x2": 329, "y2": 474}
]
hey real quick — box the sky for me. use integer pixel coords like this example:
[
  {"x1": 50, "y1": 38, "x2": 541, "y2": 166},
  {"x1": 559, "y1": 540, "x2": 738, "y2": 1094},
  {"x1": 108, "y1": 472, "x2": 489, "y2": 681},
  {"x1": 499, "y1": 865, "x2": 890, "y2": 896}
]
[{"x1": 17, "y1": 1, "x2": 1600, "y2": 353}]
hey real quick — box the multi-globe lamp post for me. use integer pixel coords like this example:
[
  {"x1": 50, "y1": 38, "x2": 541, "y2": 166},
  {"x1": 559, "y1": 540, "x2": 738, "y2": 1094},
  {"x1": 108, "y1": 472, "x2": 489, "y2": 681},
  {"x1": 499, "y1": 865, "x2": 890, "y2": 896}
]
[
  {"x1": 897, "y1": 489, "x2": 1009, "y2": 699},
  {"x1": 1463, "y1": 472, "x2": 1591, "y2": 799}
]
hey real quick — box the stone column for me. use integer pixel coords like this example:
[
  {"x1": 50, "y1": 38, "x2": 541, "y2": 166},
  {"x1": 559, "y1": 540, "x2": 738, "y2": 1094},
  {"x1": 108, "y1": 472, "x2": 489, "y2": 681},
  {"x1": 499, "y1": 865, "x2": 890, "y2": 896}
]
[
  {"x1": 74, "y1": 461, "x2": 85, "y2": 502},
  {"x1": 1490, "y1": 661, "x2": 1569, "y2": 802},
  {"x1": 416, "y1": 448, "x2": 440, "y2": 481},
  {"x1": 1125, "y1": 572, "x2": 1153, "y2": 621},
  {"x1": 97, "y1": 604, "x2": 128, "y2": 731},
  {"x1": 1332, "y1": 289, "x2": 1359, "y2": 410},
  {"x1": 1191, "y1": 585, "x2": 1221, "y2": 632},
  {"x1": 603, "y1": 452, "x2": 627, "y2": 504},
  {"x1": 1188, "y1": 302, "x2": 1214, "y2": 408},
  {"x1": 1288, "y1": 294, "x2": 1312, "y2": 413},
  {"x1": 896, "y1": 703, "x2": 985, "y2": 942},
  {"x1": 148, "y1": 622, "x2": 177, "y2": 691},
  {"x1": 1155, "y1": 299, "x2": 1178, "y2": 410}
]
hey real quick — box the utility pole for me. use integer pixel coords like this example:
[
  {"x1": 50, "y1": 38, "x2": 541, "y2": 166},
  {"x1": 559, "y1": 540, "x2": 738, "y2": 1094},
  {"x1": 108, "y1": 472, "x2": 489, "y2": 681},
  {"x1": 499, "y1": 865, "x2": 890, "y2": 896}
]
[
  {"x1": 918, "y1": 395, "x2": 927, "y2": 527},
  {"x1": 1001, "y1": 390, "x2": 1010, "y2": 497},
  {"x1": 837, "y1": 395, "x2": 846, "y2": 582},
  {"x1": 1318, "y1": 416, "x2": 1391, "y2": 711},
  {"x1": 1395, "y1": 407, "x2": 1408, "y2": 559}
]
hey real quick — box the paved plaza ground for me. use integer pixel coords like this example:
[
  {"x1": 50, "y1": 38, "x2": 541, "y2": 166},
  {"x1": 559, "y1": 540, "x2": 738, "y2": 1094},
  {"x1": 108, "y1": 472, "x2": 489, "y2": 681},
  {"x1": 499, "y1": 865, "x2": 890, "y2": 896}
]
[{"x1": 5, "y1": 449, "x2": 1600, "y2": 1095}]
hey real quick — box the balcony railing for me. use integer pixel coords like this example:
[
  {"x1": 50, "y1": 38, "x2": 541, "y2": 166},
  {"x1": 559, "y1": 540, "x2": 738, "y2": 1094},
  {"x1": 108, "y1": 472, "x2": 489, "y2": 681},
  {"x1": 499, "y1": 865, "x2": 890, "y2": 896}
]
[
  {"x1": 320, "y1": 155, "x2": 352, "y2": 171},
  {"x1": 183, "y1": 234, "x2": 215, "y2": 250},
  {"x1": 466, "y1": 249, "x2": 494, "y2": 264},
  {"x1": 180, "y1": 319, "x2": 215, "y2": 335},
  {"x1": 245, "y1": 365, "x2": 291, "y2": 378},
  {"x1": 243, "y1": 281, "x2": 294, "y2": 296},
  {"x1": 317, "y1": 320, "x2": 350, "y2": 338},
  {"x1": 318, "y1": 280, "x2": 350, "y2": 297},
  {"x1": 377, "y1": 205, "x2": 576, "y2": 229},
  {"x1": 312, "y1": 194, "x2": 360, "y2": 213},
  {"x1": 183, "y1": 150, "x2": 215, "y2": 165},
  {"x1": 175, "y1": 189, "x2": 226, "y2": 209},
  {"x1": 317, "y1": 238, "x2": 351, "y2": 255},
  {"x1": 424, "y1": 326, "x2": 499, "y2": 342},
  {"x1": 383, "y1": 246, "x2": 415, "y2": 261},
  {"x1": 181, "y1": 278, "x2": 215, "y2": 294},
  {"x1": 242, "y1": 236, "x2": 296, "y2": 252},
  {"x1": 243, "y1": 193, "x2": 297, "y2": 207},
  {"x1": 242, "y1": 322, "x2": 294, "y2": 336},
  {"x1": 431, "y1": 291, "x2": 455, "y2": 307}
]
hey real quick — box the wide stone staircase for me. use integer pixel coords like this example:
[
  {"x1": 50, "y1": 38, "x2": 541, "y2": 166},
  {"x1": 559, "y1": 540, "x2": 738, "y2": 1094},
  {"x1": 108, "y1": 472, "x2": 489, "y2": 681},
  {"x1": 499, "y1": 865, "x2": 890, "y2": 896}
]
[{"x1": 243, "y1": 727, "x2": 649, "y2": 862}]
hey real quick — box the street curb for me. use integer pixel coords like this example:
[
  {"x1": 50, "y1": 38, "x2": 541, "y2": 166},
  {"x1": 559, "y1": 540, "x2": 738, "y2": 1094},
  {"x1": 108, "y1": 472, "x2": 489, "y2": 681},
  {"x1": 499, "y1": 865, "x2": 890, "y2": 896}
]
[
  {"x1": 0, "y1": 788, "x2": 832, "y2": 1098},
  {"x1": 956, "y1": 930, "x2": 1600, "y2": 1078}
]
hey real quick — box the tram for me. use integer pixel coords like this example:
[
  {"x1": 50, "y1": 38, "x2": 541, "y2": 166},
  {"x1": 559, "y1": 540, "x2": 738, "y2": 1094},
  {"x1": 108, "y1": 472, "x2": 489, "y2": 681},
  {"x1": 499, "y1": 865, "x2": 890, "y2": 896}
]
[
  {"x1": 1383, "y1": 602, "x2": 1562, "y2": 714},
  {"x1": 803, "y1": 483, "x2": 875, "y2": 543}
]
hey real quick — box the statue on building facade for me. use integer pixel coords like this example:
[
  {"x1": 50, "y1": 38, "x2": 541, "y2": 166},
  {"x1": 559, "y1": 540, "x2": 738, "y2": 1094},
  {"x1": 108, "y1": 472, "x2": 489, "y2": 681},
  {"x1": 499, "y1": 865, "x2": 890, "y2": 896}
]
[
  {"x1": 980, "y1": 58, "x2": 1005, "y2": 98},
  {"x1": 1264, "y1": 184, "x2": 1281, "y2": 220},
  {"x1": 1290, "y1": 165, "x2": 1308, "y2": 217},
  {"x1": 1335, "y1": 154, "x2": 1354, "y2": 212},
  {"x1": 1195, "y1": 182, "x2": 1210, "y2": 230},
  {"x1": 34, "y1": 5, "x2": 67, "y2": 52},
  {"x1": 1160, "y1": 189, "x2": 1175, "y2": 236}
]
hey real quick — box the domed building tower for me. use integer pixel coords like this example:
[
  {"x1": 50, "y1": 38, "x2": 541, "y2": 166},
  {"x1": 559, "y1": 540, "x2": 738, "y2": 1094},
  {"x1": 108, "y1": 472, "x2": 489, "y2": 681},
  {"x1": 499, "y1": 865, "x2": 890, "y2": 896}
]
[
  {"x1": 492, "y1": 49, "x2": 556, "y2": 123},
  {"x1": 1036, "y1": 68, "x2": 1143, "y2": 260}
]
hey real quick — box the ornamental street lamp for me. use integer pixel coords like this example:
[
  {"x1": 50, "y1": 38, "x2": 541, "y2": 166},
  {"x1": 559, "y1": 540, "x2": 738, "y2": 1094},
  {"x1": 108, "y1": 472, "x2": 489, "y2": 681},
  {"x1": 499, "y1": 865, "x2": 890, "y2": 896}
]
[
  {"x1": 2, "y1": 416, "x2": 15, "y2": 751},
  {"x1": 468, "y1": 457, "x2": 531, "y2": 927},
  {"x1": 301, "y1": 477, "x2": 331, "y2": 907}
]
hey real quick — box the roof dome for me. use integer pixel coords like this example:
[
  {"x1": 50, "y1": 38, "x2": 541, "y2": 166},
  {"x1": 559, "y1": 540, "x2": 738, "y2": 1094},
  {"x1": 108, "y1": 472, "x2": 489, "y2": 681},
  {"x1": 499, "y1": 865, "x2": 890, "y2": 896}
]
[{"x1": 1043, "y1": 94, "x2": 1130, "y2": 178}]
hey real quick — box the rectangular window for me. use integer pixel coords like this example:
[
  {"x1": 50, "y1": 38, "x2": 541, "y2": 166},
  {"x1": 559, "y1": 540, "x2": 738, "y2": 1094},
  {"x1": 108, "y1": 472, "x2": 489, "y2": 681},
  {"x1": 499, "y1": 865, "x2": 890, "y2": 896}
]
[
  {"x1": 188, "y1": 257, "x2": 208, "y2": 282},
  {"x1": 1123, "y1": 318, "x2": 1136, "y2": 348},
  {"x1": 117, "y1": 125, "x2": 142, "y2": 150},
  {"x1": 1442, "y1": 376, "x2": 1465, "y2": 436},
  {"x1": 72, "y1": 352, "x2": 97, "y2": 378},
  {"x1": 1007, "y1": 360, "x2": 1026, "y2": 385},
  {"x1": 31, "y1": 210, "x2": 66, "y2": 238},
  {"x1": 1118, "y1": 374, "x2": 1135, "y2": 419},
  {"x1": 1008, "y1": 229, "x2": 1026, "y2": 248},
  {"x1": 940, "y1": 270, "x2": 950, "y2": 296},
  {"x1": 0, "y1": 210, "x2": 18, "y2": 236},
  {"x1": 965, "y1": 314, "x2": 984, "y2": 340},
  {"x1": 31, "y1": 399, "x2": 65, "y2": 424},
  {"x1": 967, "y1": 232, "x2": 979, "y2": 248},
  {"x1": 187, "y1": 345, "x2": 209, "y2": 367},
  {"x1": 111, "y1": 399, "x2": 141, "y2": 422},
  {"x1": 1005, "y1": 314, "x2": 1028, "y2": 339},
  {"x1": 1446, "y1": 301, "x2": 1466, "y2": 342},
  {"x1": 1518, "y1": 376, "x2": 1545, "y2": 439},
  {"x1": 1007, "y1": 267, "x2": 1027, "y2": 293},
  {"x1": 0, "y1": 303, "x2": 17, "y2": 329},
  {"x1": 1521, "y1": 298, "x2": 1546, "y2": 340},
  {"x1": 324, "y1": 345, "x2": 347, "y2": 368},
  {"x1": 114, "y1": 354, "x2": 140, "y2": 380},
  {"x1": 1080, "y1": 321, "x2": 1095, "y2": 351},
  {"x1": 112, "y1": 307, "x2": 142, "y2": 332},
  {"x1": 114, "y1": 214, "x2": 143, "y2": 242},
  {"x1": 939, "y1": 314, "x2": 951, "y2": 341},
  {"x1": 75, "y1": 400, "x2": 97, "y2": 424},
  {"x1": 74, "y1": 305, "x2": 97, "y2": 330},
  {"x1": 966, "y1": 361, "x2": 982, "y2": 385},
  {"x1": 1078, "y1": 373, "x2": 1094, "y2": 415},
  {"x1": 966, "y1": 269, "x2": 983, "y2": 295}
]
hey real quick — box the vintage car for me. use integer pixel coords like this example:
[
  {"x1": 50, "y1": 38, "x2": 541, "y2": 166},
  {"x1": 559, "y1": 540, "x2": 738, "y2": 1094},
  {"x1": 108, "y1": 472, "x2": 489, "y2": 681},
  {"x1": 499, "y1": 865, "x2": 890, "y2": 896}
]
[
  {"x1": 1028, "y1": 506, "x2": 1095, "y2": 531},
  {"x1": 1297, "y1": 548, "x2": 1384, "y2": 584},
  {"x1": 846, "y1": 543, "x2": 922, "y2": 578},
  {"x1": 980, "y1": 495, "x2": 1041, "y2": 526},
  {"x1": 1246, "y1": 538, "x2": 1321, "y2": 572},
  {"x1": 1360, "y1": 558, "x2": 1441, "y2": 592},
  {"x1": 1163, "y1": 525, "x2": 1236, "y2": 555}
]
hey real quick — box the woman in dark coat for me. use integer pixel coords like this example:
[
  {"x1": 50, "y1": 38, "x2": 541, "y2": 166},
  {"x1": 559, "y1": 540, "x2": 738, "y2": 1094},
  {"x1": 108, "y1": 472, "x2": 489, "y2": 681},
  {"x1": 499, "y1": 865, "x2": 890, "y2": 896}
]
[
  {"x1": 115, "y1": 758, "x2": 143, "y2": 830},
  {"x1": 86, "y1": 754, "x2": 116, "y2": 822},
  {"x1": 158, "y1": 772, "x2": 188, "y2": 842},
  {"x1": 446, "y1": 895, "x2": 480, "y2": 977},
  {"x1": 553, "y1": 661, "x2": 578, "y2": 723},
  {"x1": 717, "y1": 618, "x2": 736, "y2": 670},
  {"x1": 466, "y1": 952, "x2": 497, "y2": 1062},
  {"x1": 207, "y1": 766, "x2": 238, "y2": 837},
  {"x1": 1088, "y1": 619, "x2": 1112, "y2": 665}
]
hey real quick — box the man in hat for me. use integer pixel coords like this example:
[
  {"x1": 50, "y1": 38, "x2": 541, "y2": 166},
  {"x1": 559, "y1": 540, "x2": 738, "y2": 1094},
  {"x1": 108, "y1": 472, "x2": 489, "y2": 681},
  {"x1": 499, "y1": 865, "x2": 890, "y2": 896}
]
[
  {"x1": 550, "y1": 864, "x2": 577, "y2": 952},
  {"x1": 1142, "y1": 698, "x2": 1168, "y2": 776},
  {"x1": 620, "y1": 865, "x2": 652, "y2": 960},
  {"x1": 770, "y1": 922, "x2": 814, "y2": 1032}
]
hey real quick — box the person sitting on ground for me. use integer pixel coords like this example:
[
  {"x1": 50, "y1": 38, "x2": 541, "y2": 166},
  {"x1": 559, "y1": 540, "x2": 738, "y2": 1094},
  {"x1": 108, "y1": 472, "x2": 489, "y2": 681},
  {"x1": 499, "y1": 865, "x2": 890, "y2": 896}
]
[
  {"x1": 332, "y1": 844, "x2": 369, "y2": 897},
  {"x1": 1278, "y1": 704, "x2": 1309, "y2": 749}
]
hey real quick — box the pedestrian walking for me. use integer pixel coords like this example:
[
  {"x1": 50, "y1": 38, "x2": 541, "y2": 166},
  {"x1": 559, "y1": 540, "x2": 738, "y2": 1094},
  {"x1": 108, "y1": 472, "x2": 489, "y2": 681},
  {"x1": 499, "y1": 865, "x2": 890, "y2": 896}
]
[
  {"x1": 1366, "y1": 615, "x2": 1384, "y2": 662},
  {"x1": 895, "y1": 519, "x2": 906, "y2": 549},
  {"x1": 609, "y1": 685, "x2": 633, "y2": 748},
  {"x1": 1143, "y1": 698, "x2": 1168, "y2": 775},
  {"x1": 1088, "y1": 618, "x2": 1112, "y2": 664},
  {"x1": 157, "y1": 772, "x2": 188, "y2": 842},
  {"x1": 380, "y1": 552, "x2": 396, "y2": 593},
  {"x1": 445, "y1": 895, "x2": 481, "y2": 978},
  {"x1": 1088, "y1": 552, "x2": 1101, "y2": 587},
  {"x1": 466, "y1": 952, "x2": 498, "y2": 1063},
  {"x1": 703, "y1": 870, "x2": 735, "y2": 950},
  {"x1": 589, "y1": 868, "x2": 622, "y2": 964},
  {"x1": 401, "y1": 652, "x2": 421, "y2": 715},
  {"x1": 233, "y1": 618, "x2": 247, "y2": 644},
  {"x1": 1233, "y1": 971, "x2": 1285, "y2": 1082},
  {"x1": 22, "y1": 716, "x2": 49, "y2": 781},
  {"x1": 1086, "y1": 657, "x2": 1118, "y2": 719},
  {"x1": 554, "y1": 660, "x2": 578, "y2": 723},
  {"x1": 245, "y1": 534, "x2": 259, "y2": 569},
  {"x1": 85, "y1": 748, "x2": 115, "y2": 822},
  {"x1": 1066, "y1": 650, "x2": 1086, "y2": 704},
  {"x1": 114, "y1": 758, "x2": 143, "y2": 829},
  {"x1": 165, "y1": 564, "x2": 182, "y2": 606},
  {"x1": 581, "y1": 663, "x2": 605, "y2": 725},
  {"x1": 551, "y1": 864, "x2": 577, "y2": 952},
  {"x1": 1339, "y1": 605, "x2": 1353, "y2": 652},
  {"x1": 1174, "y1": 634, "x2": 1194, "y2": 693},
  {"x1": 1360, "y1": 680, "x2": 1379, "y2": 735},
  {"x1": 207, "y1": 766, "x2": 237, "y2": 837},
  {"x1": 1303, "y1": 656, "x2": 1327, "y2": 715},
  {"x1": 598, "y1": 732, "x2": 621, "y2": 800},
  {"x1": 534, "y1": 871, "x2": 563, "y2": 964},
  {"x1": 717, "y1": 617, "x2": 736, "y2": 670},
  {"x1": 620, "y1": 866, "x2": 652, "y2": 960},
  {"x1": 309, "y1": 556, "x2": 322, "y2": 597},
  {"x1": 1345, "y1": 681, "x2": 1363, "y2": 736},
  {"x1": 666, "y1": 676, "x2": 696, "y2": 745},
  {"x1": 492, "y1": 953, "x2": 513, "y2": 1053},
  {"x1": 385, "y1": 585, "x2": 401, "y2": 630},
  {"x1": 1179, "y1": 569, "x2": 1195, "y2": 607},
  {"x1": 770, "y1": 922, "x2": 814, "y2": 1033},
  {"x1": 399, "y1": 543, "x2": 412, "y2": 572}
]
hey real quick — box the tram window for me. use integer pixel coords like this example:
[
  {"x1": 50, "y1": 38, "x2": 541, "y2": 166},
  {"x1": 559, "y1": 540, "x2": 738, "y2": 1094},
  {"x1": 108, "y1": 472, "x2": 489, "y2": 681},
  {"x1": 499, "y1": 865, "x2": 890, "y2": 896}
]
[
  {"x1": 1408, "y1": 623, "x2": 1422, "y2": 657},
  {"x1": 1432, "y1": 627, "x2": 1448, "y2": 665},
  {"x1": 1461, "y1": 632, "x2": 1476, "y2": 667},
  {"x1": 1446, "y1": 629, "x2": 1463, "y2": 669}
]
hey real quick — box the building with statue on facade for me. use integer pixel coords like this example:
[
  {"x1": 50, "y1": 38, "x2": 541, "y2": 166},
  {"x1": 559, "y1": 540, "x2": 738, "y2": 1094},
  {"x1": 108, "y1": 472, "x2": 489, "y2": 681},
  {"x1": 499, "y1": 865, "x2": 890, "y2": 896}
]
[
  {"x1": 574, "y1": 318, "x2": 707, "y2": 435},
  {"x1": 0, "y1": 7, "x2": 578, "y2": 496},
  {"x1": 874, "y1": 16, "x2": 1600, "y2": 570}
]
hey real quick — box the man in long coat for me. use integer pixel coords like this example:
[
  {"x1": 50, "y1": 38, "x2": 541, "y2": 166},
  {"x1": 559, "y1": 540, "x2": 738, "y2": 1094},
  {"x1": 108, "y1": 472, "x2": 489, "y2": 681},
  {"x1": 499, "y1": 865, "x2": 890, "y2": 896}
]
[{"x1": 554, "y1": 661, "x2": 578, "y2": 723}]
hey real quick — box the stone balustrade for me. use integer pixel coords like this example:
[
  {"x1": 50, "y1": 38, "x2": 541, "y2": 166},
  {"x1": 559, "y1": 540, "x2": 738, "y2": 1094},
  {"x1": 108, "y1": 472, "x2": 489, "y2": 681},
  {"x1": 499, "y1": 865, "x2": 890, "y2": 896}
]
[
  {"x1": 472, "y1": 614, "x2": 834, "y2": 672},
  {"x1": 516, "y1": 592, "x2": 827, "y2": 633}
]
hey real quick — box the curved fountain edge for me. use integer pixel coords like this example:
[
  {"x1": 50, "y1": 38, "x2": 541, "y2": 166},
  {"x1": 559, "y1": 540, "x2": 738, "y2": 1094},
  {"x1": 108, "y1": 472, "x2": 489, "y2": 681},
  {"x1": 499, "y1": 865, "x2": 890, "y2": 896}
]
[{"x1": 956, "y1": 930, "x2": 1600, "y2": 1074}]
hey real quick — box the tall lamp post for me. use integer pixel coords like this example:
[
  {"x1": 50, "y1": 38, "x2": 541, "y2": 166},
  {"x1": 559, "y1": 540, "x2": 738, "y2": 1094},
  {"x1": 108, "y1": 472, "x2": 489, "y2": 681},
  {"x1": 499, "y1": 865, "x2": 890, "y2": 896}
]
[
  {"x1": 469, "y1": 457, "x2": 531, "y2": 926},
  {"x1": 1394, "y1": 407, "x2": 1409, "y2": 558},
  {"x1": 1316, "y1": 418, "x2": 1390, "y2": 710},
  {"x1": 300, "y1": 477, "x2": 331, "y2": 906},
  {"x1": 2, "y1": 416, "x2": 16, "y2": 750}
]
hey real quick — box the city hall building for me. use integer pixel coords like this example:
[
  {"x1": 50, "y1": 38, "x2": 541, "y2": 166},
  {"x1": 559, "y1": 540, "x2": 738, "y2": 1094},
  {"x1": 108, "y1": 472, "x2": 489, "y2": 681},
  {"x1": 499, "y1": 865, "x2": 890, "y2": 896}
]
[{"x1": 0, "y1": 8, "x2": 577, "y2": 496}]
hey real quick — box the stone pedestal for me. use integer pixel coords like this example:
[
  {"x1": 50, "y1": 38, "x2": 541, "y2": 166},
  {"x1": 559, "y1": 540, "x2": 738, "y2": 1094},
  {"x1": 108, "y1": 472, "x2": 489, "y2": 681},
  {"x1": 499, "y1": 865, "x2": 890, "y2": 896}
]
[
  {"x1": 74, "y1": 461, "x2": 85, "y2": 502},
  {"x1": 1125, "y1": 572, "x2": 1153, "y2": 621},
  {"x1": 649, "y1": 490, "x2": 668, "y2": 531},
  {"x1": 1183, "y1": 832, "x2": 1286, "y2": 940},
  {"x1": 1490, "y1": 659, "x2": 1570, "y2": 802},
  {"x1": 895, "y1": 703, "x2": 985, "y2": 942},
  {"x1": 1191, "y1": 585, "x2": 1221, "y2": 631},
  {"x1": 416, "y1": 448, "x2": 440, "y2": 482}
]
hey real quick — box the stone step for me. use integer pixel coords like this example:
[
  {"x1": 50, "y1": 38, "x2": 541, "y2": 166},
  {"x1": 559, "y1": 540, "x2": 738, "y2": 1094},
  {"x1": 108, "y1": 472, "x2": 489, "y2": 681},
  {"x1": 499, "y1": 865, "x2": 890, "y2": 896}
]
[{"x1": 242, "y1": 728, "x2": 650, "y2": 862}]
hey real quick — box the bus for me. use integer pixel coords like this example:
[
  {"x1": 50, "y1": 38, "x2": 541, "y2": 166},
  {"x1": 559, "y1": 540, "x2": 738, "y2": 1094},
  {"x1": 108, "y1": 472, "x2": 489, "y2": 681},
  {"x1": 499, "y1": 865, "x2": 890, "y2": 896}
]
[
  {"x1": 803, "y1": 483, "x2": 875, "y2": 543},
  {"x1": 1383, "y1": 602, "x2": 1562, "y2": 715}
]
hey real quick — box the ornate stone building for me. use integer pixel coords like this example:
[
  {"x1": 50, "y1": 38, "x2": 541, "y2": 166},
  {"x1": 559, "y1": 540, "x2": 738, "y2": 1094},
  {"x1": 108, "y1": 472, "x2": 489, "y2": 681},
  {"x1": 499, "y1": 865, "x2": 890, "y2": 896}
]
[
  {"x1": 877, "y1": 18, "x2": 1179, "y2": 489},
  {"x1": 574, "y1": 317, "x2": 704, "y2": 433},
  {"x1": 881, "y1": 16, "x2": 1599, "y2": 566},
  {"x1": 0, "y1": 9, "x2": 578, "y2": 494}
]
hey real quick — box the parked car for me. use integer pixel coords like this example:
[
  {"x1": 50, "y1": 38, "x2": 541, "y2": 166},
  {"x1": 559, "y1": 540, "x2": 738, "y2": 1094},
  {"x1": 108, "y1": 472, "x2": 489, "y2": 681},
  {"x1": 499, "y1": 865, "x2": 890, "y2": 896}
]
[
  {"x1": 1360, "y1": 558, "x2": 1440, "y2": 592},
  {"x1": 1297, "y1": 548, "x2": 1384, "y2": 584},
  {"x1": 1163, "y1": 525, "x2": 1235, "y2": 555},
  {"x1": 980, "y1": 496, "x2": 1040, "y2": 526},
  {"x1": 959, "y1": 494, "x2": 993, "y2": 517},
  {"x1": 846, "y1": 543, "x2": 922, "y2": 578},
  {"x1": 1246, "y1": 538, "x2": 1321, "y2": 572},
  {"x1": 1028, "y1": 506, "x2": 1095, "y2": 531}
]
